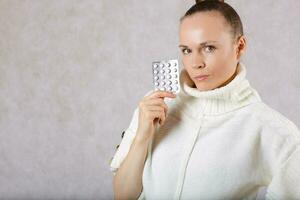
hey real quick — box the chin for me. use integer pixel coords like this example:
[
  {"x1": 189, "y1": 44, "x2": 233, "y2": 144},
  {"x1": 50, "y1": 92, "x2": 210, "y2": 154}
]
[{"x1": 194, "y1": 84, "x2": 215, "y2": 91}]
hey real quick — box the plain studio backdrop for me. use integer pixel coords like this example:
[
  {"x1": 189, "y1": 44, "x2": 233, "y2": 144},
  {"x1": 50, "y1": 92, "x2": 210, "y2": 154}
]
[{"x1": 0, "y1": 0, "x2": 299, "y2": 199}]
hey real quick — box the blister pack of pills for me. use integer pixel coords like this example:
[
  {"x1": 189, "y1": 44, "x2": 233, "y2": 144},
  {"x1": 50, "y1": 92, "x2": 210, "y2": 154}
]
[{"x1": 152, "y1": 59, "x2": 180, "y2": 94}]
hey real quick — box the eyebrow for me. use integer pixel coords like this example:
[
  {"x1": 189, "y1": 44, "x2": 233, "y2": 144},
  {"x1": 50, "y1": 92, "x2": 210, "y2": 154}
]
[{"x1": 178, "y1": 40, "x2": 218, "y2": 48}]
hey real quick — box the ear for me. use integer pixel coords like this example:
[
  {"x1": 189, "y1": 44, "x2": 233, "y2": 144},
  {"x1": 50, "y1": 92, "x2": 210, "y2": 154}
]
[{"x1": 235, "y1": 35, "x2": 247, "y2": 60}]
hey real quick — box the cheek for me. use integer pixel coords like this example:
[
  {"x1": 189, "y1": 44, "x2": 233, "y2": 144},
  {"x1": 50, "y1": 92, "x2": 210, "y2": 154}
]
[
  {"x1": 181, "y1": 60, "x2": 193, "y2": 74},
  {"x1": 204, "y1": 53, "x2": 227, "y2": 70},
  {"x1": 206, "y1": 49, "x2": 230, "y2": 64},
  {"x1": 182, "y1": 58, "x2": 191, "y2": 70},
  {"x1": 209, "y1": 57, "x2": 232, "y2": 76},
  {"x1": 211, "y1": 66, "x2": 225, "y2": 76},
  {"x1": 208, "y1": 49, "x2": 234, "y2": 69},
  {"x1": 211, "y1": 63, "x2": 235, "y2": 82}
]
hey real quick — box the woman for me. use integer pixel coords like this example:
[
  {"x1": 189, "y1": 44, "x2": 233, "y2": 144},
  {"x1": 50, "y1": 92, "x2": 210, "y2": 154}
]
[{"x1": 110, "y1": 0, "x2": 300, "y2": 199}]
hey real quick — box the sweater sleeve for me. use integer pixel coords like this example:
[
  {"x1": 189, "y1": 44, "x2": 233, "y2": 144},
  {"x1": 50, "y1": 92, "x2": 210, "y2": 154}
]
[
  {"x1": 109, "y1": 106, "x2": 139, "y2": 176},
  {"x1": 265, "y1": 126, "x2": 300, "y2": 199}
]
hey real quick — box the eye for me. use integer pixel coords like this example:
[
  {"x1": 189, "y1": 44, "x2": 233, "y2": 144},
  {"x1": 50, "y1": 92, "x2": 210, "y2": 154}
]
[
  {"x1": 181, "y1": 48, "x2": 191, "y2": 55},
  {"x1": 204, "y1": 45, "x2": 216, "y2": 53}
]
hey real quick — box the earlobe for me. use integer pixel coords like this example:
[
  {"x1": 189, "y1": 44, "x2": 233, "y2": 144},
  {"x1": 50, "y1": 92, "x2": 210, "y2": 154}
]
[{"x1": 236, "y1": 37, "x2": 247, "y2": 59}]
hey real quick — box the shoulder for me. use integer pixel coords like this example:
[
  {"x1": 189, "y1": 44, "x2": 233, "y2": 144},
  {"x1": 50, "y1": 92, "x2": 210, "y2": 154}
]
[{"x1": 250, "y1": 101, "x2": 300, "y2": 139}]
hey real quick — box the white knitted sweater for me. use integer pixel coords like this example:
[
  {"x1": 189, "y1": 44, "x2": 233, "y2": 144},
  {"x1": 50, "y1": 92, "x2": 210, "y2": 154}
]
[{"x1": 110, "y1": 62, "x2": 300, "y2": 200}]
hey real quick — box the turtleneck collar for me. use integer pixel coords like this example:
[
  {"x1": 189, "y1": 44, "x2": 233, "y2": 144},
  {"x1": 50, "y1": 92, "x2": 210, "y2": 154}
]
[{"x1": 176, "y1": 62, "x2": 262, "y2": 117}]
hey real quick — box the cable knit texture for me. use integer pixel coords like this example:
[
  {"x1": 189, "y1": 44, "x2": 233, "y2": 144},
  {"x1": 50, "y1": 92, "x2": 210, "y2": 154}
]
[{"x1": 110, "y1": 62, "x2": 300, "y2": 200}]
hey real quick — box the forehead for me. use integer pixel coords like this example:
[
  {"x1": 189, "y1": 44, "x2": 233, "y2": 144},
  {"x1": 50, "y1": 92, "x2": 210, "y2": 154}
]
[{"x1": 179, "y1": 11, "x2": 231, "y2": 45}]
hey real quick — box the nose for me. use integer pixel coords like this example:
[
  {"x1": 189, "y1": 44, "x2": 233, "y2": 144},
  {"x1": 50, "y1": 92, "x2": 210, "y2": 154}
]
[{"x1": 191, "y1": 52, "x2": 205, "y2": 69}]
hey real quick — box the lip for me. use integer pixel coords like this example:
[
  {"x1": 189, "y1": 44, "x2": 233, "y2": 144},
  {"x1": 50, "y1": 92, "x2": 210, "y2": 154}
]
[{"x1": 194, "y1": 75, "x2": 210, "y2": 80}]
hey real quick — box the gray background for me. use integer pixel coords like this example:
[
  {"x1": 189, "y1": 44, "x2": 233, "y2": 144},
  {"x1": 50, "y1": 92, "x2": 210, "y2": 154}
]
[{"x1": 0, "y1": 0, "x2": 299, "y2": 199}]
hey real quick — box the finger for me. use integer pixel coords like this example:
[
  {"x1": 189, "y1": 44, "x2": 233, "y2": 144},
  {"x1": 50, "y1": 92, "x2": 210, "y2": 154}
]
[
  {"x1": 149, "y1": 110, "x2": 165, "y2": 121},
  {"x1": 147, "y1": 106, "x2": 164, "y2": 112},
  {"x1": 145, "y1": 100, "x2": 168, "y2": 115},
  {"x1": 160, "y1": 111, "x2": 166, "y2": 125},
  {"x1": 148, "y1": 91, "x2": 176, "y2": 99},
  {"x1": 144, "y1": 98, "x2": 167, "y2": 108},
  {"x1": 155, "y1": 111, "x2": 166, "y2": 125}
]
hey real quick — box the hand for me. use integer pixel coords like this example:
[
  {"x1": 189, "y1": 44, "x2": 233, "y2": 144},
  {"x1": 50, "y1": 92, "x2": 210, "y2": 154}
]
[{"x1": 135, "y1": 90, "x2": 176, "y2": 142}]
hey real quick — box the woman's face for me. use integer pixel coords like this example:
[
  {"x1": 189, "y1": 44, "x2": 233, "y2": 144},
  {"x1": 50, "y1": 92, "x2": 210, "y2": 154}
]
[{"x1": 179, "y1": 11, "x2": 246, "y2": 91}]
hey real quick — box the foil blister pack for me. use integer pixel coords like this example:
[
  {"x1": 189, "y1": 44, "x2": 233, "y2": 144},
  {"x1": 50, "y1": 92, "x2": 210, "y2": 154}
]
[{"x1": 152, "y1": 59, "x2": 180, "y2": 94}]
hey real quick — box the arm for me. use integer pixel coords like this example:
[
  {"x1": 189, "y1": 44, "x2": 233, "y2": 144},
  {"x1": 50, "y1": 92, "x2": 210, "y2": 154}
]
[
  {"x1": 265, "y1": 144, "x2": 300, "y2": 199},
  {"x1": 110, "y1": 89, "x2": 171, "y2": 199},
  {"x1": 113, "y1": 136, "x2": 150, "y2": 200}
]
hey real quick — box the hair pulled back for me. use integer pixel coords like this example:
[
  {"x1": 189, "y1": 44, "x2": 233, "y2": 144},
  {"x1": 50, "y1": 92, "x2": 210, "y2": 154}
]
[{"x1": 180, "y1": 0, "x2": 244, "y2": 42}]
